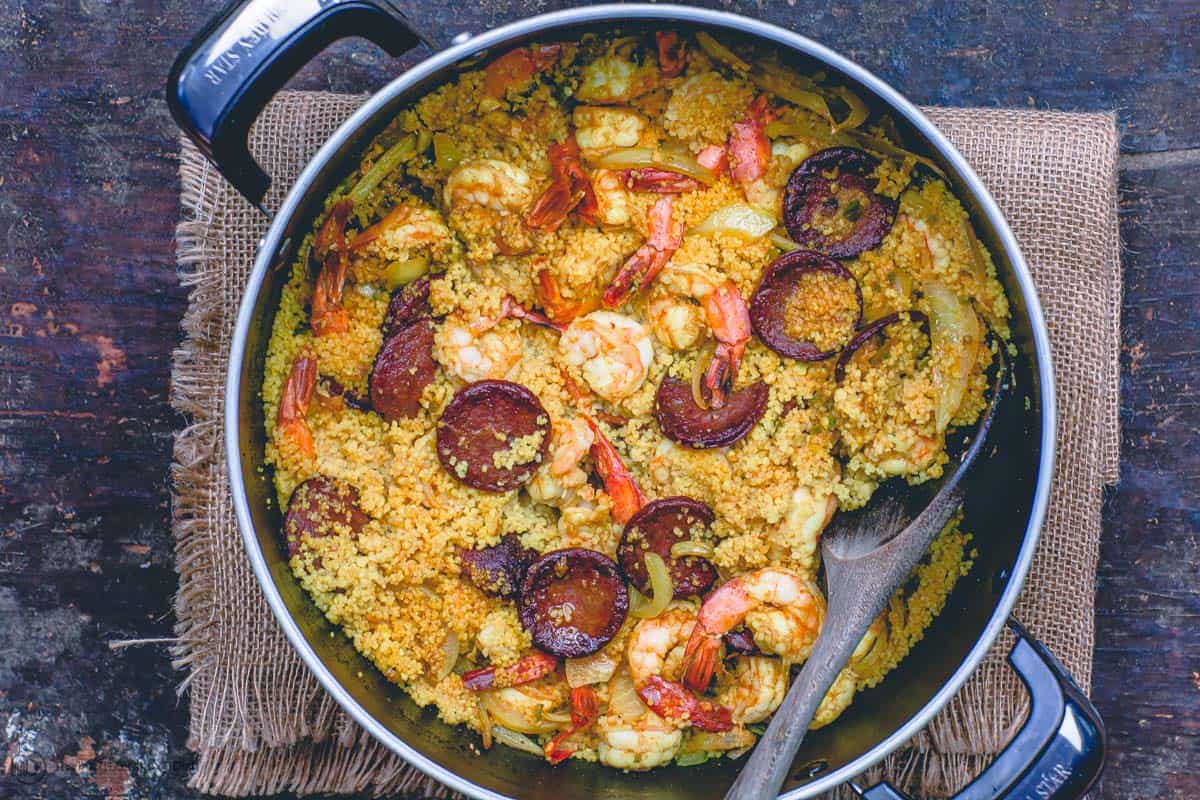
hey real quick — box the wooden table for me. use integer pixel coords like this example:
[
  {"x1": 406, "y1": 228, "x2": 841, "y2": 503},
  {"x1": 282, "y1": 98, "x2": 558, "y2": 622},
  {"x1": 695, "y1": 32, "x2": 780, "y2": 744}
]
[{"x1": 0, "y1": 1, "x2": 1194, "y2": 797}]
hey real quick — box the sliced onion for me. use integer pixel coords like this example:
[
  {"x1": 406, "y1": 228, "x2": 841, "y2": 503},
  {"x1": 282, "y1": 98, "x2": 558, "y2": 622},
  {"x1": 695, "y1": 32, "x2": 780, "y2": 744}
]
[
  {"x1": 924, "y1": 282, "x2": 982, "y2": 432},
  {"x1": 608, "y1": 671, "x2": 647, "y2": 720},
  {"x1": 686, "y1": 728, "x2": 758, "y2": 753},
  {"x1": 385, "y1": 256, "x2": 430, "y2": 290},
  {"x1": 751, "y1": 69, "x2": 833, "y2": 124},
  {"x1": 765, "y1": 111, "x2": 946, "y2": 178},
  {"x1": 591, "y1": 147, "x2": 717, "y2": 186},
  {"x1": 831, "y1": 86, "x2": 869, "y2": 133},
  {"x1": 769, "y1": 229, "x2": 801, "y2": 252},
  {"x1": 695, "y1": 32, "x2": 750, "y2": 72},
  {"x1": 669, "y1": 540, "x2": 715, "y2": 559},
  {"x1": 436, "y1": 632, "x2": 460, "y2": 680},
  {"x1": 629, "y1": 553, "x2": 673, "y2": 619},
  {"x1": 492, "y1": 725, "x2": 545, "y2": 757},
  {"x1": 477, "y1": 697, "x2": 494, "y2": 750},
  {"x1": 690, "y1": 342, "x2": 715, "y2": 411},
  {"x1": 565, "y1": 650, "x2": 617, "y2": 688},
  {"x1": 692, "y1": 203, "x2": 776, "y2": 239}
]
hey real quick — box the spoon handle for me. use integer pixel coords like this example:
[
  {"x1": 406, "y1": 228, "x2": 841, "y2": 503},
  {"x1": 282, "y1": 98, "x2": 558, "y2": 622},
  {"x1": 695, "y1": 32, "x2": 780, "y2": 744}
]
[{"x1": 723, "y1": 615, "x2": 868, "y2": 800}]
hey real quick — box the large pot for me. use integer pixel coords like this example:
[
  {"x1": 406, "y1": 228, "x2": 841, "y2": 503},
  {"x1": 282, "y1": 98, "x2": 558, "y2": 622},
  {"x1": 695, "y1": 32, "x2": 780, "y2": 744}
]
[{"x1": 167, "y1": 3, "x2": 1104, "y2": 797}]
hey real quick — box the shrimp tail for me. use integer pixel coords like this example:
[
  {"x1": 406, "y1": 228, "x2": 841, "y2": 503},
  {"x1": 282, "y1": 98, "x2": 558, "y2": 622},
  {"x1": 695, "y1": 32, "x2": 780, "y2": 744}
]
[
  {"x1": 277, "y1": 355, "x2": 319, "y2": 458},
  {"x1": 500, "y1": 295, "x2": 566, "y2": 332},
  {"x1": 728, "y1": 95, "x2": 771, "y2": 185},
  {"x1": 462, "y1": 652, "x2": 559, "y2": 691},
  {"x1": 602, "y1": 196, "x2": 680, "y2": 309},
  {"x1": 544, "y1": 685, "x2": 600, "y2": 764},
  {"x1": 637, "y1": 675, "x2": 733, "y2": 732},
  {"x1": 311, "y1": 200, "x2": 354, "y2": 337},
  {"x1": 655, "y1": 31, "x2": 685, "y2": 78},
  {"x1": 526, "y1": 136, "x2": 598, "y2": 231},
  {"x1": 536, "y1": 269, "x2": 596, "y2": 325},
  {"x1": 681, "y1": 632, "x2": 722, "y2": 693},
  {"x1": 701, "y1": 281, "x2": 751, "y2": 408},
  {"x1": 585, "y1": 416, "x2": 646, "y2": 524}
]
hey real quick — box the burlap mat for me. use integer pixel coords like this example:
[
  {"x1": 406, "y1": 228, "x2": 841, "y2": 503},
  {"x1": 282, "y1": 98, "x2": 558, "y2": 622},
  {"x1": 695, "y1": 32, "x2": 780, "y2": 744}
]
[{"x1": 171, "y1": 92, "x2": 1120, "y2": 798}]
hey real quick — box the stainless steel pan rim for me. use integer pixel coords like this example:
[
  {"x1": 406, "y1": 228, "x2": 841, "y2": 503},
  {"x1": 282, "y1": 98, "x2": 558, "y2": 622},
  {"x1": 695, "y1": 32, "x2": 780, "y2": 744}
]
[{"x1": 222, "y1": 5, "x2": 1057, "y2": 797}]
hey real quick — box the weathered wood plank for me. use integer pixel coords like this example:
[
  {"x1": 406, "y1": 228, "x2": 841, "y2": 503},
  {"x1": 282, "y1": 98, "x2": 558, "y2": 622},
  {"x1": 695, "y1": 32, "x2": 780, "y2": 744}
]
[{"x1": 0, "y1": 1, "x2": 1195, "y2": 797}]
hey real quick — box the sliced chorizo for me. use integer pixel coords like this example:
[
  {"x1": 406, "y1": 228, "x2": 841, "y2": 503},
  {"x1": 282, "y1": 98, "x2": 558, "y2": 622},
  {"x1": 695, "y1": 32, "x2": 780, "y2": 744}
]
[
  {"x1": 283, "y1": 476, "x2": 369, "y2": 557},
  {"x1": 384, "y1": 273, "x2": 434, "y2": 337},
  {"x1": 750, "y1": 249, "x2": 863, "y2": 361},
  {"x1": 518, "y1": 548, "x2": 629, "y2": 658},
  {"x1": 436, "y1": 380, "x2": 551, "y2": 492},
  {"x1": 459, "y1": 533, "x2": 537, "y2": 598},
  {"x1": 782, "y1": 147, "x2": 897, "y2": 258},
  {"x1": 369, "y1": 318, "x2": 436, "y2": 421},
  {"x1": 617, "y1": 497, "x2": 718, "y2": 598},
  {"x1": 654, "y1": 376, "x2": 768, "y2": 449},
  {"x1": 834, "y1": 309, "x2": 928, "y2": 383}
]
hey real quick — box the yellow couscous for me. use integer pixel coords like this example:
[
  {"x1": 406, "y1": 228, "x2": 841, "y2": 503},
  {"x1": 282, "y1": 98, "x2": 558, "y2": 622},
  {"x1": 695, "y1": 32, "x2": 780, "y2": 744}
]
[{"x1": 263, "y1": 30, "x2": 1007, "y2": 770}]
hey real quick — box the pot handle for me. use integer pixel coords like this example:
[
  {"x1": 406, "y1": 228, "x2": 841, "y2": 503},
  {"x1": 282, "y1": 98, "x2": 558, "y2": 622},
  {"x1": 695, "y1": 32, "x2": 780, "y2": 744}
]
[
  {"x1": 855, "y1": 618, "x2": 1105, "y2": 800},
  {"x1": 166, "y1": 0, "x2": 426, "y2": 209}
]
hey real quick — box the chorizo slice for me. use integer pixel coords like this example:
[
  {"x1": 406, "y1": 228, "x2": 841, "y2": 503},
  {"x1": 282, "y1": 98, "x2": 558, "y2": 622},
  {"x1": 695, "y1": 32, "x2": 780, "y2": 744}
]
[
  {"x1": 618, "y1": 497, "x2": 718, "y2": 598},
  {"x1": 782, "y1": 146, "x2": 897, "y2": 258},
  {"x1": 369, "y1": 318, "x2": 436, "y2": 421},
  {"x1": 459, "y1": 533, "x2": 537, "y2": 598},
  {"x1": 653, "y1": 376, "x2": 768, "y2": 449},
  {"x1": 283, "y1": 476, "x2": 369, "y2": 557},
  {"x1": 518, "y1": 548, "x2": 629, "y2": 658},
  {"x1": 384, "y1": 274, "x2": 434, "y2": 337},
  {"x1": 436, "y1": 380, "x2": 551, "y2": 492},
  {"x1": 834, "y1": 309, "x2": 928, "y2": 383},
  {"x1": 750, "y1": 249, "x2": 863, "y2": 361}
]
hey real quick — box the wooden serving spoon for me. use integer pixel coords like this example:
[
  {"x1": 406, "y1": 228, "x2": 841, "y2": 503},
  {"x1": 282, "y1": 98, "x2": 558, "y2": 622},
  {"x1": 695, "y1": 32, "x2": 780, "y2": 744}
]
[{"x1": 725, "y1": 356, "x2": 1007, "y2": 800}]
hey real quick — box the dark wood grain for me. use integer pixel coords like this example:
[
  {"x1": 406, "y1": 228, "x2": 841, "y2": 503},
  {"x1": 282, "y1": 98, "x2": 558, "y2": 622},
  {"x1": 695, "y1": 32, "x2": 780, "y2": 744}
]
[{"x1": 0, "y1": 1, "x2": 1195, "y2": 798}]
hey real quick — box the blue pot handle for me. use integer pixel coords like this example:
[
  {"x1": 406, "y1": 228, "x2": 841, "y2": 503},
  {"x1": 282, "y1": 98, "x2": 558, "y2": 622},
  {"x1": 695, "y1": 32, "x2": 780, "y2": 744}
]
[
  {"x1": 166, "y1": 0, "x2": 429, "y2": 209},
  {"x1": 857, "y1": 618, "x2": 1106, "y2": 800}
]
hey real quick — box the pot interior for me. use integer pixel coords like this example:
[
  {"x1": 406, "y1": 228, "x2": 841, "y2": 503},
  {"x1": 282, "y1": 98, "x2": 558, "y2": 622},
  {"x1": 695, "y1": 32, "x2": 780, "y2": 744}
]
[{"x1": 232, "y1": 16, "x2": 1045, "y2": 799}]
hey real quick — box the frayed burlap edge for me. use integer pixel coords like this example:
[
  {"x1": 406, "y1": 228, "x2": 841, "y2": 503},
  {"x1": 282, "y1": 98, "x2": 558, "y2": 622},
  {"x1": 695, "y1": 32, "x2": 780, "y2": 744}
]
[{"x1": 170, "y1": 94, "x2": 1121, "y2": 799}]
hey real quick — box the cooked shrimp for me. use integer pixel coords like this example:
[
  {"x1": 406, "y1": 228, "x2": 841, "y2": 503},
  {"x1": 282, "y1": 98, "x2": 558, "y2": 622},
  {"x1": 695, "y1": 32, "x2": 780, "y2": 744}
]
[
  {"x1": 655, "y1": 31, "x2": 686, "y2": 78},
  {"x1": 714, "y1": 656, "x2": 787, "y2": 725},
  {"x1": 462, "y1": 651, "x2": 559, "y2": 691},
  {"x1": 573, "y1": 106, "x2": 647, "y2": 154},
  {"x1": 770, "y1": 484, "x2": 838, "y2": 573},
  {"x1": 646, "y1": 285, "x2": 706, "y2": 351},
  {"x1": 728, "y1": 95, "x2": 771, "y2": 187},
  {"x1": 435, "y1": 296, "x2": 557, "y2": 383},
  {"x1": 626, "y1": 604, "x2": 698, "y2": 687},
  {"x1": 592, "y1": 168, "x2": 633, "y2": 228},
  {"x1": 810, "y1": 667, "x2": 857, "y2": 730},
  {"x1": 625, "y1": 605, "x2": 733, "y2": 732},
  {"x1": 877, "y1": 434, "x2": 939, "y2": 476},
  {"x1": 596, "y1": 710, "x2": 682, "y2": 770},
  {"x1": 585, "y1": 415, "x2": 646, "y2": 525},
  {"x1": 682, "y1": 567, "x2": 826, "y2": 691},
  {"x1": 544, "y1": 685, "x2": 601, "y2": 764},
  {"x1": 559, "y1": 310, "x2": 654, "y2": 403},
  {"x1": 526, "y1": 136, "x2": 598, "y2": 232},
  {"x1": 526, "y1": 417, "x2": 596, "y2": 507},
  {"x1": 577, "y1": 47, "x2": 658, "y2": 104},
  {"x1": 349, "y1": 203, "x2": 449, "y2": 259},
  {"x1": 435, "y1": 313, "x2": 523, "y2": 383},
  {"x1": 277, "y1": 354, "x2": 318, "y2": 458},
  {"x1": 445, "y1": 159, "x2": 534, "y2": 213},
  {"x1": 535, "y1": 268, "x2": 598, "y2": 325},
  {"x1": 602, "y1": 196, "x2": 683, "y2": 309},
  {"x1": 310, "y1": 199, "x2": 353, "y2": 336},
  {"x1": 483, "y1": 43, "x2": 562, "y2": 99},
  {"x1": 658, "y1": 263, "x2": 752, "y2": 407},
  {"x1": 480, "y1": 678, "x2": 572, "y2": 735}
]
